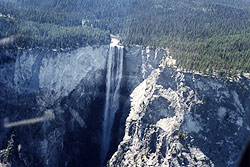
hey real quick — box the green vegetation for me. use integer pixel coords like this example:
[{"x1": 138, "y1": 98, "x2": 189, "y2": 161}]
[
  {"x1": 0, "y1": 2, "x2": 110, "y2": 50},
  {"x1": 0, "y1": 0, "x2": 250, "y2": 75},
  {"x1": 0, "y1": 17, "x2": 110, "y2": 49},
  {"x1": 177, "y1": 130, "x2": 189, "y2": 139},
  {"x1": 118, "y1": 0, "x2": 250, "y2": 75},
  {"x1": 171, "y1": 32, "x2": 250, "y2": 75}
]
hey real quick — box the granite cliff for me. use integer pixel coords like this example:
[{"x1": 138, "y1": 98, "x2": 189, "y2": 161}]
[
  {"x1": 109, "y1": 47, "x2": 250, "y2": 167},
  {"x1": 0, "y1": 44, "x2": 250, "y2": 167}
]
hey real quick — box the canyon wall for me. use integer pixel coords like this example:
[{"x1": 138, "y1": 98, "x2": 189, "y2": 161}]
[
  {"x1": 0, "y1": 45, "x2": 250, "y2": 167},
  {"x1": 109, "y1": 48, "x2": 250, "y2": 167},
  {"x1": 0, "y1": 46, "x2": 109, "y2": 167}
]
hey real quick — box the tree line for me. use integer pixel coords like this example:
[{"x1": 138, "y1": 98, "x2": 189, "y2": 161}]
[{"x1": 1, "y1": 0, "x2": 250, "y2": 75}]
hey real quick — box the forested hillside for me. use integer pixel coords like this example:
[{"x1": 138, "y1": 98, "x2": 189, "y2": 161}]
[
  {"x1": 118, "y1": 0, "x2": 250, "y2": 75},
  {"x1": 0, "y1": 17, "x2": 110, "y2": 49},
  {"x1": 0, "y1": 0, "x2": 250, "y2": 75},
  {"x1": 0, "y1": 1, "x2": 111, "y2": 50}
]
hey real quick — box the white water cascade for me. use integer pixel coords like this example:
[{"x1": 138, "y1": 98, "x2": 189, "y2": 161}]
[{"x1": 101, "y1": 37, "x2": 124, "y2": 166}]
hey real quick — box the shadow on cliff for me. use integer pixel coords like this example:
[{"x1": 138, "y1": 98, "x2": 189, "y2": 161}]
[
  {"x1": 179, "y1": 75, "x2": 250, "y2": 166},
  {"x1": 58, "y1": 76, "x2": 107, "y2": 167}
]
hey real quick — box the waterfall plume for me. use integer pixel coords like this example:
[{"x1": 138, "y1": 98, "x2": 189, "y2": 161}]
[{"x1": 101, "y1": 37, "x2": 124, "y2": 166}]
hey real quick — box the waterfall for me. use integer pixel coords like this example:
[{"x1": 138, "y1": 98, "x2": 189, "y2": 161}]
[{"x1": 101, "y1": 38, "x2": 124, "y2": 166}]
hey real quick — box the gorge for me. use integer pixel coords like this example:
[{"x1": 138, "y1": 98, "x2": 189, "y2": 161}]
[{"x1": 0, "y1": 41, "x2": 250, "y2": 167}]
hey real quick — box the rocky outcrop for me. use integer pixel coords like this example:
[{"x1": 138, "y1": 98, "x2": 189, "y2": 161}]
[{"x1": 109, "y1": 48, "x2": 250, "y2": 167}]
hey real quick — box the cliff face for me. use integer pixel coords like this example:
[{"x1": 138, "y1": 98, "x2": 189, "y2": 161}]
[
  {"x1": 109, "y1": 48, "x2": 250, "y2": 167},
  {"x1": 0, "y1": 46, "x2": 109, "y2": 167},
  {"x1": 0, "y1": 45, "x2": 250, "y2": 167}
]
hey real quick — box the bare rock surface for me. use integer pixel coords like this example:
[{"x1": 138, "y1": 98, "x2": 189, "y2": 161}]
[
  {"x1": 0, "y1": 46, "x2": 109, "y2": 167},
  {"x1": 109, "y1": 48, "x2": 250, "y2": 167},
  {"x1": 1, "y1": 45, "x2": 250, "y2": 167}
]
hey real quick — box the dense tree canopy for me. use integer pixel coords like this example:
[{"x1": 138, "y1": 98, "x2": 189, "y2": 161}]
[{"x1": 0, "y1": 0, "x2": 250, "y2": 75}]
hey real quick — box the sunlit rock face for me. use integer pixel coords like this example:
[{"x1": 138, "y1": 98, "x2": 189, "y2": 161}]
[
  {"x1": 14, "y1": 46, "x2": 108, "y2": 104},
  {"x1": 109, "y1": 49, "x2": 250, "y2": 167},
  {"x1": 0, "y1": 46, "x2": 109, "y2": 167},
  {"x1": 1, "y1": 44, "x2": 250, "y2": 167}
]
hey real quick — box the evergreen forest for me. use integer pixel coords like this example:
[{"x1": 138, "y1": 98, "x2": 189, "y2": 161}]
[{"x1": 0, "y1": 0, "x2": 250, "y2": 75}]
